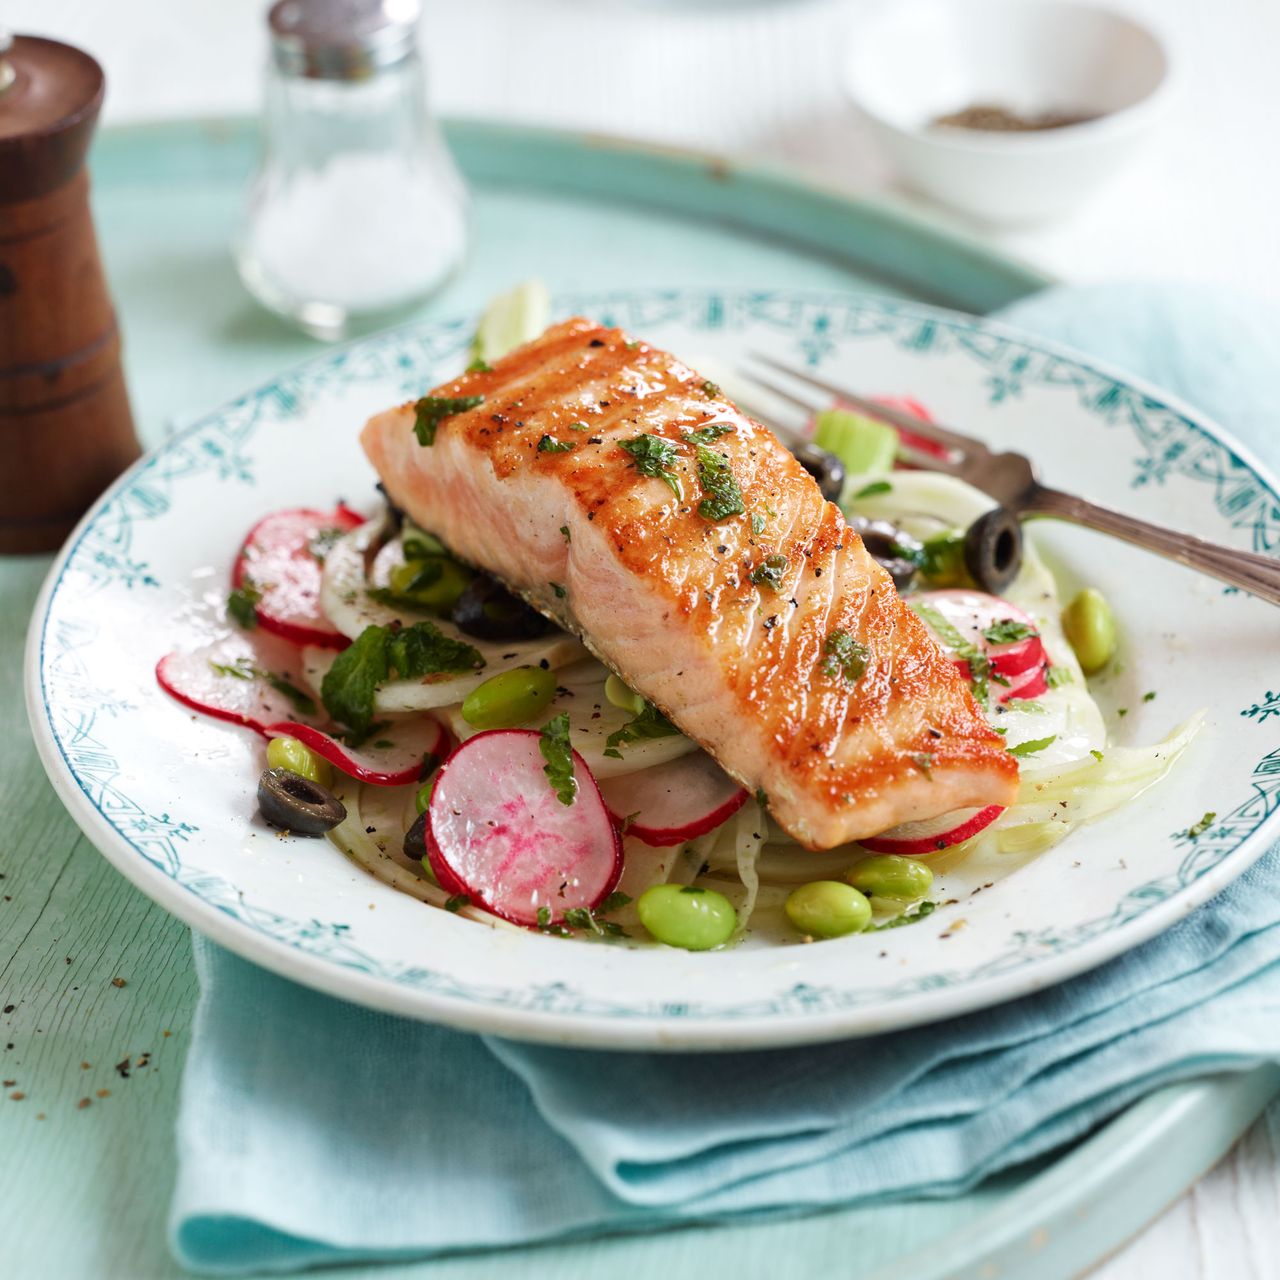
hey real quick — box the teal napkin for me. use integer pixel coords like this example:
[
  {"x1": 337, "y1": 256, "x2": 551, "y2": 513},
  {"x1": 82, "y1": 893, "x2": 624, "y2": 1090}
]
[{"x1": 170, "y1": 284, "x2": 1280, "y2": 1274}]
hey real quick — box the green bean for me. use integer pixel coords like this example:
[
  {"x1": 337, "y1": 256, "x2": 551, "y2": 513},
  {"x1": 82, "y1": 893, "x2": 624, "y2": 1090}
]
[
  {"x1": 604, "y1": 673, "x2": 645, "y2": 714},
  {"x1": 414, "y1": 780, "x2": 434, "y2": 815},
  {"x1": 846, "y1": 854, "x2": 933, "y2": 901},
  {"x1": 637, "y1": 884, "x2": 737, "y2": 951},
  {"x1": 461, "y1": 665, "x2": 558, "y2": 729},
  {"x1": 784, "y1": 881, "x2": 871, "y2": 938},
  {"x1": 389, "y1": 557, "x2": 472, "y2": 613},
  {"x1": 266, "y1": 735, "x2": 332, "y2": 786},
  {"x1": 1061, "y1": 587, "x2": 1116, "y2": 674}
]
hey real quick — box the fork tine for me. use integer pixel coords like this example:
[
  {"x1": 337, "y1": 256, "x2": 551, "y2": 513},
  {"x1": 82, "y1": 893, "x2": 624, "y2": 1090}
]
[
  {"x1": 734, "y1": 367, "x2": 832, "y2": 416},
  {"x1": 747, "y1": 351, "x2": 983, "y2": 456}
]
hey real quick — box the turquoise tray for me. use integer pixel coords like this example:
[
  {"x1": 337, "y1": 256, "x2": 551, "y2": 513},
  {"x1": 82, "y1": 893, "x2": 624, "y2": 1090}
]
[{"x1": 19, "y1": 116, "x2": 1272, "y2": 1278}]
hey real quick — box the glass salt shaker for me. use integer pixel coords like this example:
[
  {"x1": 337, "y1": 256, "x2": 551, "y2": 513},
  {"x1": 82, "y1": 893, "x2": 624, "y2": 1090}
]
[{"x1": 235, "y1": 0, "x2": 468, "y2": 340}]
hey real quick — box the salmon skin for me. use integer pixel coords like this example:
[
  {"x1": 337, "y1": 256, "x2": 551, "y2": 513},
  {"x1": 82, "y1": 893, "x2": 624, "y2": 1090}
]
[{"x1": 361, "y1": 318, "x2": 1018, "y2": 849}]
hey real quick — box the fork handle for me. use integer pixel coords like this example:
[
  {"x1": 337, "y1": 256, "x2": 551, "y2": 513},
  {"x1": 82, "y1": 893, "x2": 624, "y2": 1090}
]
[{"x1": 1022, "y1": 485, "x2": 1280, "y2": 607}]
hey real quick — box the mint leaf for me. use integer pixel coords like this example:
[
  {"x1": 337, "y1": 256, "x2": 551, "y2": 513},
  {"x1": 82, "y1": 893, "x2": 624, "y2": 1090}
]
[
  {"x1": 227, "y1": 581, "x2": 261, "y2": 629},
  {"x1": 821, "y1": 629, "x2": 869, "y2": 684},
  {"x1": 854, "y1": 480, "x2": 892, "y2": 499},
  {"x1": 682, "y1": 423, "x2": 733, "y2": 445},
  {"x1": 618, "y1": 435, "x2": 683, "y2": 501},
  {"x1": 539, "y1": 712, "x2": 577, "y2": 806},
  {"x1": 695, "y1": 445, "x2": 744, "y2": 521},
  {"x1": 537, "y1": 435, "x2": 575, "y2": 454},
  {"x1": 412, "y1": 395, "x2": 484, "y2": 446},
  {"x1": 603, "y1": 701, "x2": 678, "y2": 759},
  {"x1": 387, "y1": 622, "x2": 482, "y2": 681},
  {"x1": 1008, "y1": 734, "x2": 1057, "y2": 758},
  {"x1": 749, "y1": 554, "x2": 789, "y2": 593},
  {"x1": 982, "y1": 619, "x2": 1036, "y2": 644}
]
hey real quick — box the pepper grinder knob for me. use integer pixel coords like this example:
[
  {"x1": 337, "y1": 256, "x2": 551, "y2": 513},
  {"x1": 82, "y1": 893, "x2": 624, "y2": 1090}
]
[{"x1": 0, "y1": 34, "x2": 141, "y2": 554}]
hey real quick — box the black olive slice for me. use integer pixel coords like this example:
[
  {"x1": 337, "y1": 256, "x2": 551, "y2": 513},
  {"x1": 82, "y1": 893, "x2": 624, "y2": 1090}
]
[
  {"x1": 404, "y1": 811, "x2": 429, "y2": 862},
  {"x1": 963, "y1": 506, "x2": 1023, "y2": 594},
  {"x1": 257, "y1": 768, "x2": 346, "y2": 836},
  {"x1": 848, "y1": 516, "x2": 922, "y2": 592},
  {"x1": 451, "y1": 575, "x2": 552, "y2": 641},
  {"x1": 792, "y1": 442, "x2": 847, "y2": 504}
]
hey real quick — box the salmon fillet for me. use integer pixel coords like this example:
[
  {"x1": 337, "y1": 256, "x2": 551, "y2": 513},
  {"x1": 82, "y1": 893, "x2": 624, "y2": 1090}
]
[{"x1": 361, "y1": 318, "x2": 1018, "y2": 849}]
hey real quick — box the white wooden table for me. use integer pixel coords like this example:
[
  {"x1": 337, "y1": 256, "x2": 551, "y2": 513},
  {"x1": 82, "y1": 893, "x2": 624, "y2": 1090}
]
[{"x1": 10, "y1": 0, "x2": 1280, "y2": 1273}]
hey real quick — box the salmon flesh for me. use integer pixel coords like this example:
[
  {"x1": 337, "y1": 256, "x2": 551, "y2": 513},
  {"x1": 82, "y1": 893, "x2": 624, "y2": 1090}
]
[{"x1": 361, "y1": 318, "x2": 1018, "y2": 849}]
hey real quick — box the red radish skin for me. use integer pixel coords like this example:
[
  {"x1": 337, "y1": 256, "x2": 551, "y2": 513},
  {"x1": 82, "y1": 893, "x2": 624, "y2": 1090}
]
[
  {"x1": 425, "y1": 730, "x2": 622, "y2": 927},
  {"x1": 860, "y1": 804, "x2": 1004, "y2": 856},
  {"x1": 266, "y1": 719, "x2": 449, "y2": 787},
  {"x1": 599, "y1": 753, "x2": 748, "y2": 847},
  {"x1": 915, "y1": 590, "x2": 1053, "y2": 706},
  {"x1": 156, "y1": 634, "x2": 321, "y2": 736},
  {"x1": 233, "y1": 506, "x2": 363, "y2": 649}
]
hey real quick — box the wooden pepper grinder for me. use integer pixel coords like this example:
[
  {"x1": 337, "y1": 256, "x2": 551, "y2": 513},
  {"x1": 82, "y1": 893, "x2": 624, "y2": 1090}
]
[{"x1": 0, "y1": 31, "x2": 140, "y2": 554}]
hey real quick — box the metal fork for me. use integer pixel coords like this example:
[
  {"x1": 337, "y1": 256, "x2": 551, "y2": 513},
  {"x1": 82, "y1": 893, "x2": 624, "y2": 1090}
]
[{"x1": 742, "y1": 352, "x2": 1280, "y2": 608}]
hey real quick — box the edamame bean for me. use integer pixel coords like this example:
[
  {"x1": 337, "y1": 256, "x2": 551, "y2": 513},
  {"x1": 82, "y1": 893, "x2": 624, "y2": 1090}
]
[
  {"x1": 846, "y1": 854, "x2": 933, "y2": 901},
  {"x1": 414, "y1": 780, "x2": 434, "y2": 815},
  {"x1": 266, "y1": 735, "x2": 332, "y2": 786},
  {"x1": 1061, "y1": 587, "x2": 1116, "y2": 675},
  {"x1": 784, "y1": 881, "x2": 871, "y2": 938},
  {"x1": 604, "y1": 674, "x2": 645, "y2": 715},
  {"x1": 389, "y1": 557, "x2": 472, "y2": 613},
  {"x1": 637, "y1": 884, "x2": 737, "y2": 950},
  {"x1": 461, "y1": 665, "x2": 557, "y2": 729}
]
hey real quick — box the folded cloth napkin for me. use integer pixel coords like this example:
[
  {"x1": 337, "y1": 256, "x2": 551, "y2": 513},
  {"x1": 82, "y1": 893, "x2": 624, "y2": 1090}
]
[{"x1": 171, "y1": 283, "x2": 1280, "y2": 1274}]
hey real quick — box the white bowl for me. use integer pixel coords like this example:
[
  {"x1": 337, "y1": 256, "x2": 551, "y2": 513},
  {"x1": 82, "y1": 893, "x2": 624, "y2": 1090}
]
[{"x1": 844, "y1": 0, "x2": 1173, "y2": 226}]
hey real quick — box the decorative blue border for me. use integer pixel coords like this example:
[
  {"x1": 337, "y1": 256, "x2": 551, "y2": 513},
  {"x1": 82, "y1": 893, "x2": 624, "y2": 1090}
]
[{"x1": 36, "y1": 290, "x2": 1280, "y2": 1022}]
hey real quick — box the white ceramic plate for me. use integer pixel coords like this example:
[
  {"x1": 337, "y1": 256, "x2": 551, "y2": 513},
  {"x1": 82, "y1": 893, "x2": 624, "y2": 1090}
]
[{"x1": 26, "y1": 289, "x2": 1280, "y2": 1050}]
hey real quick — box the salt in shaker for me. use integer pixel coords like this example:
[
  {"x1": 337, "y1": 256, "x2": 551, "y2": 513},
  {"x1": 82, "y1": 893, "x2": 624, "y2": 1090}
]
[{"x1": 236, "y1": 0, "x2": 468, "y2": 340}]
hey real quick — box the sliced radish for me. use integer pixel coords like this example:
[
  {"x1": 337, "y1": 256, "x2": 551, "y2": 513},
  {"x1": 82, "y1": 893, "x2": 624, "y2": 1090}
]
[
  {"x1": 156, "y1": 633, "x2": 322, "y2": 735},
  {"x1": 266, "y1": 718, "x2": 449, "y2": 787},
  {"x1": 424, "y1": 729, "x2": 622, "y2": 926},
  {"x1": 914, "y1": 589, "x2": 1052, "y2": 704},
  {"x1": 598, "y1": 752, "x2": 748, "y2": 847},
  {"x1": 859, "y1": 804, "x2": 1004, "y2": 855},
  {"x1": 234, "y1": 506, "x2": 364, "y2": 649},
  {"x1": 1000, "y1": 662, "x2": 1050, "y2": 703}
]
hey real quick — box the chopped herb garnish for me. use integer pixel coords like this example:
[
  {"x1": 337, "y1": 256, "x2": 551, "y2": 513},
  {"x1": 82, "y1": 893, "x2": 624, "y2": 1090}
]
[
  {"x1": 603, "y1": 701, "x2": 679, "y2": 759},
  {"x1": 550, "y1": 582, "x2": 566, "y2": 599},
  {"x1": 1117, "y1": 707, "x2": 1129, "y2": 717},
  {"x1": 854, "y1": 480, "x2": 893, "y2": 499},
  {"x1": 624, "y1": 339, "x2": 640, "y2": 350},
  {"x1": 209, "y1": 657, "x2": 255, "y2": 681},
  {"x1": 561, "y1": 906, "x2": 627, "y2": 938},
  {"x1": 912, "y1": 600, "x2": 991, "y2": 707},
  {"x1": 537, "y1": 435, "x2": 575, "y2": 454},
  {"x1": 1008, "y1": 734, "x2": 1057, "y2": 757},
  {"x1": 618, "y1": 434, "x2": 683, "y2": 501},
  {"x1": 683, "y1": 423, "x2": 734, "y2": 445},
  {"x1": 755, "y1": 787, "x2": 769, "y2": 809},
  {"x1": 559, "y1": 525, "x2": 571, "y2": 543},
  {"x1": 412, "y1": 394, "x2": 484, "y2": 446},
  {"x1": 749, "y1": 554, "x2": 789, "y2": 593},
  {"x1": 321, "y1": 622, "x2": 482, "y2": 735},
  {"x1": 227, "y1": 582, "x2": 261, "y2": 629},
  {"x1": 1186, "y1": 811, "x2": 1217, "y2": 839},
  {"x1": 821, "y1": 629, "x2": 870, "y2": 684},
  {"x1": 694, "y1": 445, "x2": 745, "y2": 521},
  {"x1": 1090, "y1": 749, "x2": 1104, "y2": 762},
  {"x1": 536, "y1": 906, "x2": 552, "y2": 928},
  {"x1": 308, "y1": 526, "x2": 346, "y2": 562},
  {"x1": 751, "y1": 512, "x2": 766, "y2": 536},
  {"x1": 444, "y1": 894, "x2": 470, "y2": 913},
  {"x1": 1143, "y1": 690, "x2": 1157, "y2": 702},
  {"x1": 265, "y1": 673, "x2": 317, "y2": 718},
  {"x1": 568, "y1": 421, "x2": 589, "y2": 431},
  {"x1": 539, "y1": 712, "x2": 577, "y2": 805},
  {"x1": 871, "y1": 900, "x2": 937, "y2": 931},
  {"x1": 982, "y1": 619, "x2": 1036, "y2": 645},
  {"x1": 597, "y1": 891, "x2": 632, "y2": 915},
  {"x1": 1046, "y1": 666, "x2": 1073, "y2": 688},
  {"x1": 1003, "y1": 698, "x2": 1046, "y2": 713},
  {"x1": 911, "y1": 752, "x2": 934, "y2": 777},
  {"x1": 700, "y1": 380, "x2": 721, "y2": 397},
  {"x1": 466, "y1": 356, "x2": 492, "y2": 373}
]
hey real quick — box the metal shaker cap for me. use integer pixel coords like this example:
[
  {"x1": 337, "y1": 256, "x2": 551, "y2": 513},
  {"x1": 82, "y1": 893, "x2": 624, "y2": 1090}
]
[{"x1": 268, "y1": 0, "x2": 421, "y2": 80}]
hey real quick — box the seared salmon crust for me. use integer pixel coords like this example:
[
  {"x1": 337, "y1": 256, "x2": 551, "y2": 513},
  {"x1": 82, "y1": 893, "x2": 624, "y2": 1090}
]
[{"x1": 362, "y1": 318, "x2": 1018, "y2": 849}]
